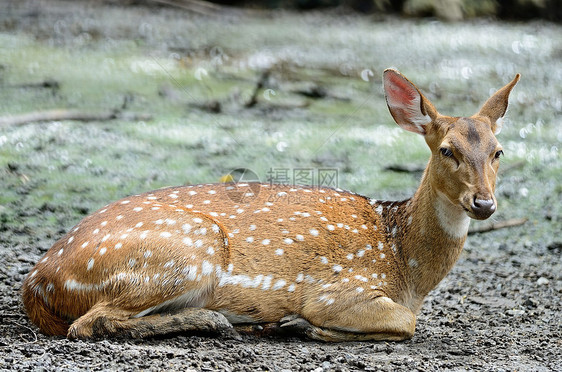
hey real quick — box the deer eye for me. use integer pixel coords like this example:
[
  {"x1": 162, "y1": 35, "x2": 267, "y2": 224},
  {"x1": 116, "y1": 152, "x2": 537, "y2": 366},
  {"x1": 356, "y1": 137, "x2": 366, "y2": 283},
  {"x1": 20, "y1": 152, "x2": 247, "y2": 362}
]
[
  {"x1": 440, "y1": 148, "x2": 453, "y2": 157},
  {"x1": 494, "y1": 150, "x2": 504, "y2": 159}
]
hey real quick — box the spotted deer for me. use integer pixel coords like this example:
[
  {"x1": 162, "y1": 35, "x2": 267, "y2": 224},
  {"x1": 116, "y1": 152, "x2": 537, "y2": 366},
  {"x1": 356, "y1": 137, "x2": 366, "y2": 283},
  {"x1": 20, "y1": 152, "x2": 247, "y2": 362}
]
[{"x1": 22, "y1": 69, "x2": 520, "y2": 342}]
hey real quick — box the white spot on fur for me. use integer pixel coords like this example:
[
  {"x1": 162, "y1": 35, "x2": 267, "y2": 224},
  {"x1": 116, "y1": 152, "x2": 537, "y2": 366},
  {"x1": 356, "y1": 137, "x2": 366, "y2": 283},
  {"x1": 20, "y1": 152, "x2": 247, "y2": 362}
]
[
  {"x1": 87, "y1": 258, "x2": 94, "y2": 271},
  {"x1": 272, "y1": 279, "x2": 286, "y2": 290},
  {"x1": 201, "y1": 261, "x2": 213, "y2": 275},
  {"x1": 261, "y1": 275, "x2": 273, "y2": 290},
  {"x1": 275, "y1": 248, "x2": 284, "y2": 256},
  {"x1": 354, "y1": 275, "x2": 368, "y2": 282},
  {"x1": 182, "y1": 224, "x2": 192, "y2": 234}
]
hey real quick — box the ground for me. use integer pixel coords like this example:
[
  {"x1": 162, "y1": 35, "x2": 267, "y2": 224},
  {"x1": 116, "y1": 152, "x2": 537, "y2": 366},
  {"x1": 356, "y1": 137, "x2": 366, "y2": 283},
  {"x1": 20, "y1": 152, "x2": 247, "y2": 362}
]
[{"x1": 0, "y1": 1, "x2": 561, "y2": 371}]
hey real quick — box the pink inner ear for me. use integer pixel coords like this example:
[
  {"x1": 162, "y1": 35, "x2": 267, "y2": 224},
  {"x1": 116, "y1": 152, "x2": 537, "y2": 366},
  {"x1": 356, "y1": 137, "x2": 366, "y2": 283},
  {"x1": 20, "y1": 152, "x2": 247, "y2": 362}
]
[
  {"x1": 385, "y1": 72, "x2": 418, "y2": 108},
  {"x1": 384, "y1": 70, "x2": 430, "y2": 135}
]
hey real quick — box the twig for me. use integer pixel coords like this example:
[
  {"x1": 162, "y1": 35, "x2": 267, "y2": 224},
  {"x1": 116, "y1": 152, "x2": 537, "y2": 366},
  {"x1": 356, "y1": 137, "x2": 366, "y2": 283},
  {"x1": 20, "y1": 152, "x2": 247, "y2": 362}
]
[
  {"x1": 0, "y1": 109, "x2": 152, "y2": 127},
  {"x1": 0, "y1": 318, "x2": 38, "y2": 347},
  {"x1": 468, "y1": 218, "x2": 528, "y2": 235},
  {"x1": 245, "y1": 70, "x2": 270, "y2": 108}
]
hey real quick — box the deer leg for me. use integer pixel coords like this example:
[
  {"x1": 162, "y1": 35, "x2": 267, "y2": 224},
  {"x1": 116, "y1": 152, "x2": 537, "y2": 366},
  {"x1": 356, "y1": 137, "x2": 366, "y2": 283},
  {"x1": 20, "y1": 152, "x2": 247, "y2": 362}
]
[
  {"x1": 68, "y1": 303, "x2": 236, "y2": 339},
  {"x1": 290, "y1": 296, "x2": 416, "y2": 342}
]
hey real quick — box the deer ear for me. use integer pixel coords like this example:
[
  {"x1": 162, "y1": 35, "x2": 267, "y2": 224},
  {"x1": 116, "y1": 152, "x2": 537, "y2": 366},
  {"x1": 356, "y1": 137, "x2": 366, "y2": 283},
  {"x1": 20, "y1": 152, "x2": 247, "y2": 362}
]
[
  {"x1": 383, "y1": 69, "x2": 435, "y2": 136},
  {"x1": 476, "y1": 74, "x2": 520, "y2": 134}
]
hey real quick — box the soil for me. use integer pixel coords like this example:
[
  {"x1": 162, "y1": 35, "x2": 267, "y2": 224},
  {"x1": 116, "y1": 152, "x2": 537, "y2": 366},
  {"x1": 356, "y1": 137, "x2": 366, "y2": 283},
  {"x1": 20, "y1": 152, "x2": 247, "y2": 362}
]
[{"x1": 0, "y1": 1, "x2": 561, "y2": 371}]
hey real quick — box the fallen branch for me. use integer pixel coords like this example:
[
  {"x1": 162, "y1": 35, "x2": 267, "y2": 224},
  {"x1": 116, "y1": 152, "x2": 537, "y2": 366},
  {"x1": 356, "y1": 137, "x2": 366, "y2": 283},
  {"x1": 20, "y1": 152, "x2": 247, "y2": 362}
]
[
  {"x1": 0, "y1": 109, "x2": 152, "y2": 127},
  {"x1": 384, "y1": 164, "x2": 425, "y2": 173},
  {"x1": 8, "y1": 79, "x2": 60, "y2": 91},
  {"x1": 148, "y1": 0, "x2": 223, "y2": 16},
  {"x1": 468, "y1": 218, "x2": 528, "y2": 235}
]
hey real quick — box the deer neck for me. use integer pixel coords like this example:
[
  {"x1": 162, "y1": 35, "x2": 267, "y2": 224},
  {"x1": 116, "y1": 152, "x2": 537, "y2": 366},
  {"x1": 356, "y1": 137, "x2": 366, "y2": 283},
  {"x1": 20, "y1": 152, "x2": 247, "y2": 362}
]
[{"x1": 380, "y1": 169, "x2": 470, "y2": 311}]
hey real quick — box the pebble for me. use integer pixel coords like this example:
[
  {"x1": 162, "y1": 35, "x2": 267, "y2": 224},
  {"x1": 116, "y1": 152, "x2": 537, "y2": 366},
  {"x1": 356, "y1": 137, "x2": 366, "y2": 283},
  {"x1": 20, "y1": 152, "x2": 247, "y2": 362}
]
[
  {"x1": 537, "y1": 277, "x2": 550, "y2": 285},
  {"x1": 507, "y1": 309, "x2": 525, "y2": 316}
]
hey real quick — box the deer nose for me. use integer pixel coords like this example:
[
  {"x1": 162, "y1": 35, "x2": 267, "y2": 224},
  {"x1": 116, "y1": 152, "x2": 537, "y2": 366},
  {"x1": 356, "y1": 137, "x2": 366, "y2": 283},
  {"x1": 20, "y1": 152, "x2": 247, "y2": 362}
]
[{"x1": 471, "y1": 197, "x2": 496, "y2": 219}]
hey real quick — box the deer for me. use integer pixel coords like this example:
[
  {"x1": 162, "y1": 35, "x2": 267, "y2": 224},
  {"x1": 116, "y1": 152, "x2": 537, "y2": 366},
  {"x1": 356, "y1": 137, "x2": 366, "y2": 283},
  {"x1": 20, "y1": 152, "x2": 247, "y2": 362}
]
[{"x1": 22, "y1": 69, "x2": 520, "y2": 342}]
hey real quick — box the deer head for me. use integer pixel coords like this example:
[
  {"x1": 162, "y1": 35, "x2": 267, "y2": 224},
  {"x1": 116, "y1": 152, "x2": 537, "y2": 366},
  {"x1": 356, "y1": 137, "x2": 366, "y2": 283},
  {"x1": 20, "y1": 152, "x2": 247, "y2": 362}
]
[{"x1": 384, "y1": 69, "x2": 520, "y2": 221}]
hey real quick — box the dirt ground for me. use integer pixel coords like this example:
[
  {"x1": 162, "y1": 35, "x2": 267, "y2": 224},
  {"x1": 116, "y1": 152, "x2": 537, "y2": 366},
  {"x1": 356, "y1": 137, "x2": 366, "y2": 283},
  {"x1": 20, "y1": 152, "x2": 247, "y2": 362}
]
[{"x1": 1, "y1": 1, "x2": 561, "y2": 371}]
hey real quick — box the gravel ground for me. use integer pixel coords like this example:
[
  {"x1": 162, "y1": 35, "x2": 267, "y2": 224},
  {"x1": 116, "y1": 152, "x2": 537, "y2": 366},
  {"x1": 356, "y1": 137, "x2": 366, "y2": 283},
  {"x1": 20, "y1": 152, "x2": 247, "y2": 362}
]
[{"x1": 1, "y1": 1, "x2": 561, "y2": 371}]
